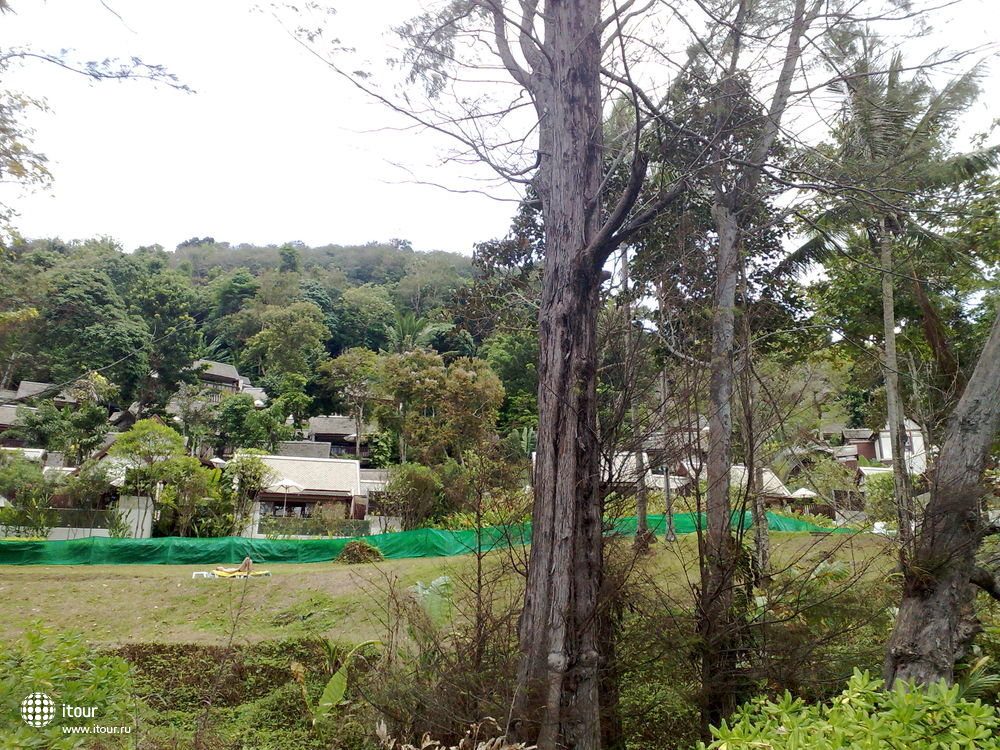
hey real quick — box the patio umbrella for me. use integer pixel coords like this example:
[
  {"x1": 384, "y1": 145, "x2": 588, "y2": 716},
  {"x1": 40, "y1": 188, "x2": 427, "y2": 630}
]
[
  {"x1": 269, "y1": 478, "x2": 305, "y2": 515},
  {"x1": 791, "y1": 487, "x2": 818, "y2": 499}
]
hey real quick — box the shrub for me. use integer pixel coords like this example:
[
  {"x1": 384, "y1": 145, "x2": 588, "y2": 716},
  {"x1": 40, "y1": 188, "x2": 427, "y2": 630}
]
[
  {"x1": 701, "y1": 670, "x2": 1000, "y2": 749},
  {"x1": 0, "y1": 624, "x2": 137, "y2": 749},
  {"x1": 336, "y1": 539, "x2": 385, "y2": 564}
]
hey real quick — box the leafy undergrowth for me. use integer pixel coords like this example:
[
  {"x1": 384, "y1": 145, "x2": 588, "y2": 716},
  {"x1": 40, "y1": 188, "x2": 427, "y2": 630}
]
[{"x1": 700, "y1": 670, "x2": 1000, "y2": 749}]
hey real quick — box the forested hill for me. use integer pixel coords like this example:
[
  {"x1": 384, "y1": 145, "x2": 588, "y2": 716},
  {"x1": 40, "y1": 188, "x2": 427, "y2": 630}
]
[{"x1": 0, "y1": 236, "x2": 492, "y2": 418}]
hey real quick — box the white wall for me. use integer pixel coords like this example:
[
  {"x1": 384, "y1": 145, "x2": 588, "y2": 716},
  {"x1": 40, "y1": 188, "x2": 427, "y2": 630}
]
[
  {"x1": 47, "y1": 527, "x2": 110, "y2": 541},
  {"x1": 877, "y1": 423, "x2": 928, "y2": 475},
  {"x1": 118, "y1": 495, "x2": 155, "y2": 539}
]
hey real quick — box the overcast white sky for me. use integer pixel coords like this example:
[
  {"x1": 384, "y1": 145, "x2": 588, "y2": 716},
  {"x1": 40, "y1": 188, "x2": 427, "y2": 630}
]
[
  {"x1": 2, "y1": 0, "x2": 522, "y2": 254},
  {"x1": 2, "y1": 0, "x2": 997, "y2": 255}
]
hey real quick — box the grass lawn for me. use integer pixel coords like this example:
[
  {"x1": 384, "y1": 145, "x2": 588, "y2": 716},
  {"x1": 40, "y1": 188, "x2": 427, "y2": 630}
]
[{"x1": 0, "y1": 531, "x2": 894, "y2": 647}]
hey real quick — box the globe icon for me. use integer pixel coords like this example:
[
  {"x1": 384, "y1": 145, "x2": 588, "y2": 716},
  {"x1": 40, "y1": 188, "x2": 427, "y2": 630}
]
[{"x1": 20, "y1": 692, "x2": 56, "y2": 727}]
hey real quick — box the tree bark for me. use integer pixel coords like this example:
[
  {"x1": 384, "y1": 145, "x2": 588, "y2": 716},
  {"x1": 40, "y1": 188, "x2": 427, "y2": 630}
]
[
  {"x1": 878, "y1": 222, "x2": 914, "y2": 551},
  {"x1": 884, "y1": 309, "x2": 1000, "y2": 686},
  {"x1": 511, "y1": 1, "x2": 609, "y2": 747},
  {"x1": 700, "y1": 201, "x2": 741, "y2": 731},
  {"x1": 908, "y1": 259, "x2": 964, "y2": 395}
]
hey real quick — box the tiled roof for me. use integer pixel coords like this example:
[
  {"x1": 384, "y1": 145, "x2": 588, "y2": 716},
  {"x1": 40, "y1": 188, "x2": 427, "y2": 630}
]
[
  {"x1": 276, "y1": 441, "x2": 332, "y2": 458},
  {"x1": 843, "y1": 428, "x2": 875, "y2": 439},
  {"x1": 193, "y1": 359, "x2": 241, "y2": 383},
  {"x1": 0, "y1": 403, "x2": 34, "y2": 427},
  {"x1": 308, "y1": 415, "x2": 373, "y2": 438},
  {"x1": 14, "y1": 381, "x2": 76, "y2": 403},
  {"x1": 257, "y1": 454, "x2": 361, "y2": 496}
]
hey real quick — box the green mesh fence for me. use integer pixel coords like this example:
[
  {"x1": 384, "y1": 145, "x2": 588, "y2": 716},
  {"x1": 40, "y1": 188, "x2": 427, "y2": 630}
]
[{"x1": 0, "y1": 511, "x2": 843, "y2": 566}]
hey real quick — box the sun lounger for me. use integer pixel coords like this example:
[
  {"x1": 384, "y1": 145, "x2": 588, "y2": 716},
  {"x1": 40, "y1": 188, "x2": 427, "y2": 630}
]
[{"x1": 191, "y1": 570, "x2": 272, "y2": 579}]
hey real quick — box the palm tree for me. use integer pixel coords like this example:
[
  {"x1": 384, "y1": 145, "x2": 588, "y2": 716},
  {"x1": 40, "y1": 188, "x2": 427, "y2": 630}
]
[
  {"x1": 784, "y1": 36, "x2": 998, "y2": 547},
  {"x1": 382, "y1": 310, "x2": 453, "y2": 354}
]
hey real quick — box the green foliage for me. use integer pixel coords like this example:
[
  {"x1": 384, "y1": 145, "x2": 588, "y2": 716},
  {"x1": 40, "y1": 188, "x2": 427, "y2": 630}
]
[
  {"x1": 0, "y1": 625, "x2": 136, "y2": 748},
  {"x1": 109, "y1": 418, "x2": 185, "y2": 499},
  {"x1": 154, "y1": 456, "x2": 222, "y2": 537},
  {"x1": 61, "y1": 460, "x2": 112, "y2": 510},
  {"x1": 482, "y1": 331, "x2": 538, "y2": 430},
  {"x1": 367, "y1": 429, "x2": 397, "y2": 468},
  {"x1": 9, "y1": 374, "x2": 116, "y2": 465},
  {"x1": 38, "y1": 266, "x2": 152, "y2": 400},
  {"x1": 331, "y1": 284, "x2": 396, "y2": 352},
  {"x1": 222, "y1": 450, "x2": 276, "y2": 533},
  {"x1": 373, "y1": 350, "x2": 504, "y2": 464},
  {"x1": 0, "y1": 455, "x2": 58, "y2": 536},
  {"x1": 213, "y1": 393, "x2": 295, "y2": 453},
  {"x1": 242, "y1": 301, "x2": 328, "y2": 379},
  {"x1": 701, "y1": 670, "x2": 1000, "y2": 749},
  {"x1": 110, "y1": 418, "x2": 185, "y2": 465},
  {"x1": 312, "y1": 640, "x2": 381, "y2": 724},
  {"x1": 382, "y1": 462, "x2": 445, "y2": 530},
  {"x1": 864, "y1": 470, "x2": 923, "y2": 523},
  {"x1": 318, "y1": 346, "x2": 379, "y2": 437},
  {"x1": 383, "y1": 310, "x2": 453, "y2": 354}
]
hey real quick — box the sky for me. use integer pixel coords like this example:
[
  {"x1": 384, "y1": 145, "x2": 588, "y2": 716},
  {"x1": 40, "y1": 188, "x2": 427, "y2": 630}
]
[
  {"x1": 2, "y1": 0, "x2": 522, "y2": 255},
  {"x1": 2, "y1": 0, "x2": 997, "y2": 256}
]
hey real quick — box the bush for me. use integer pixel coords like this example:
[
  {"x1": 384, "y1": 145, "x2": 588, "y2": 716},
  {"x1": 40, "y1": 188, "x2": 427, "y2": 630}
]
[
  {"x1": 336, "y1": 539, "x2": 385, "y2": 564},
  {"x1": 0, "y1": 624, "x2": 137, "y2": 749},
  {"x1": 701, "y1": 670, "x2": 1000, "y2": 749}
]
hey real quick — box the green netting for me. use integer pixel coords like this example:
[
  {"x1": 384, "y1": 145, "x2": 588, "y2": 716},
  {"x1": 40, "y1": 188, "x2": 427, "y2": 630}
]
[{"x1": 0, "y1": 511, "x2": 842, "y2": 566}]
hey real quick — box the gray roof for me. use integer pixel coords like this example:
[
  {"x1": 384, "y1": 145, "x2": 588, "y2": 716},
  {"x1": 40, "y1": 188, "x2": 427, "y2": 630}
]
[
  {"x1": 276, "y1": 441, "x2": 332, "y2": 459},
  {"x1": 0, "y1": 403, "x2": 34, "y2": 427},
  {"x1": 15, "y1": 381, "x2": 76, "y2": 403},
  {"x1": 308, "y1": 415, "x2": 373, "y2": 438},
  {"x1": 193, "y1": 359, "x2": 241, "y2": 383},
  {"x1": 843, "y1": 428, "x2": 875, "y2": 440}
]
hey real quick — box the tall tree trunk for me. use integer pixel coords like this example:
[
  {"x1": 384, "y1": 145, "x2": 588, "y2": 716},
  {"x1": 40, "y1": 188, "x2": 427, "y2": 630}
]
[
  {"x1": 633, "y1": 410, "x2": 651, "y2": 548},
  {"x1": 355, "y1": 406, "x2": 362, "y2": 461},
  {"x1": 878, "y1": 222, "x2": 915, "y2": 552},
  {"x1": 751, "y1": 466, "x2": 770, "y2": 580},
  {"x1": 908, "y1": 259, "x2": 963, "y2": 394},
  {"x1": 623, "y1": 250, "x2": 652, "y2": 551},
  {"x1": 700, "y1": 201, "x2": 741, "y2": 731},
  {"x1": 511, "y1": 0, "x2": 609, "y2": 746},
  {"x1": 884, "y1": 310, "x2": 1000, "y2": 686},
  {"x1": 657, "y1": 285, "x2": 677, "y2": 542}
]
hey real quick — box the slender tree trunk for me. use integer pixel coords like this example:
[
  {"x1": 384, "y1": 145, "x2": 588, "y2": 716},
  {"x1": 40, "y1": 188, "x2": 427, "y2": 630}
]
[
  {"x1": 884, "y1": 310, "x2": 1000, "y2": 686},
  {"x1": 908, "y1": 259, "x2": 963, "y2": 394},
  {"x1": 700, "y1": 201, "x2": 741, "y2": 731},
  {"x1": 657, "y1": 286, "x2": 677, "y2": 542},
  {"x1": 511, "y1": 0, "x2": 609, "y2": 746},
  {"x1": 751, "y1": 466, "x2": 770, "y2": 580},
  {"x1": 633, "y1": 427, "x2": 651, "y2": 550},
  {"x1": 623, "y1": 250, "x2": 652, "y2": 551},
  {"x1": 355, "y1": 406, "x2": 362, "y2": 460},
  {"x1": 878, "y1": 223, "x2": 914, "y2": 551}
]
